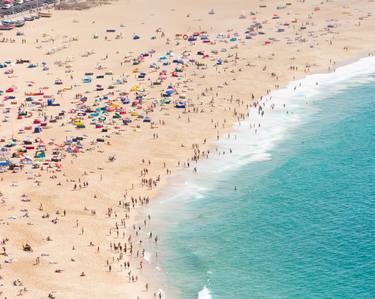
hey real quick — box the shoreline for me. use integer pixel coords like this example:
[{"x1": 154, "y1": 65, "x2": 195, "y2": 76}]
[
  {"x1": 136, "y1": 53, "x2": 375, "y2": 298},
  {"x1": 146, "y1": 54, "x2": 375, "y2": 298},
  {"x1": 0, "y1": 0, "x2": 375, "y2": 298}
]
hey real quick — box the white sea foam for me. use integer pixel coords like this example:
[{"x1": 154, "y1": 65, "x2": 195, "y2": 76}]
[
  {"x1": 144, "y1": 251, "x2": 151, "y2": 262},
  {"x1": 198, "y1": 286, "x2": 212, "y2": 299}
]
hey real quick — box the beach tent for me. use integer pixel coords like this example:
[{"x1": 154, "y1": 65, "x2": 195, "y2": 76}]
[
  {"x1": 34, "y1": 127, "x2": 42, "y2": 133},
  {"x1": 175, "y1": 102, "x2": 186, "y2": 108},
  {"x1": 34, "y1": 151, "x2": 46, "y2": 158},
  {"x1": 0, "y1": 160, "x2": 10, "y2": 167},
  {"x1": 163, "y1": 89, "x2": 175, "y2": 97},
  {"x1": 83, "y1": 76, "x2": 92, "y2": 83}
]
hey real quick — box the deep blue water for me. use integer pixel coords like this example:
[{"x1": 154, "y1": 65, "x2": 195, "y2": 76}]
[{"x1": 150, "y1": 59, "x2": 375, "y2": 299}]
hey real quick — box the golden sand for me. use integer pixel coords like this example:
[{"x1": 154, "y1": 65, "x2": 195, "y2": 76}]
[{"x1": 0, "y1": 0, "x2": 374, "y2": 298}]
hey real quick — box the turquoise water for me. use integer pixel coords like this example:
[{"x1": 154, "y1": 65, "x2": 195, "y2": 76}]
[{"x1": 149, "y1": 58, "x2": 375, "y2": 299}]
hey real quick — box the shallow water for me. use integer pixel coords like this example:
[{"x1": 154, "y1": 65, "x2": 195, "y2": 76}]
[{"x1": 149, "y1": 57, "x2": 375, "y2": 299}]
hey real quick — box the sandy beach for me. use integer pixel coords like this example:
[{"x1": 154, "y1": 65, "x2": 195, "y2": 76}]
[{"x1": 0, "y1": 0, "x2": 375, "y2": 298}]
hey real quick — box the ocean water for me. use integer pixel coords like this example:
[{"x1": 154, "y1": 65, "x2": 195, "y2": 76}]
[{"x1": 148, "y1": 57, "x2": 375, "y2": 299}]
